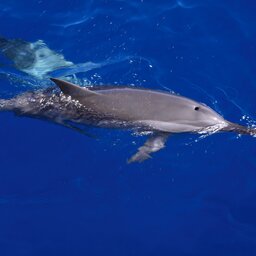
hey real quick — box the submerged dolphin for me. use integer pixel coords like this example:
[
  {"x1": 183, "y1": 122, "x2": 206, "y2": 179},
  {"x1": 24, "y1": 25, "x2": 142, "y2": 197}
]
[
  {"x1": 0, "y1": 78, "x2": 255, "y2": 162},
  {"x1": 0, "y1": 37, "x2": 36, "y2": 70},
  {"x1": 0, "y1": 36, "x2": 73, "y2": 78}
]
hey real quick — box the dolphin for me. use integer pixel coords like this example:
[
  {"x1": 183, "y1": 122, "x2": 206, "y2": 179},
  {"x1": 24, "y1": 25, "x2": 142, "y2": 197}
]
[
  {"x1": 0, "y1": 36, "x2": 36, "y2": 70},
  {"x1": 0, "y1": 36, "x2": 73, "y2": 78},
  {"x1": 0, "y1": 78, "x2": 255, "y2": 163}
]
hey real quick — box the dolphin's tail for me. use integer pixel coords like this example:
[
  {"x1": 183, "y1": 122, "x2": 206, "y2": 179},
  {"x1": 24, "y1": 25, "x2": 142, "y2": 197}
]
[{"x1": 224, "y1": 121, "x2": 256, "y2": 136}]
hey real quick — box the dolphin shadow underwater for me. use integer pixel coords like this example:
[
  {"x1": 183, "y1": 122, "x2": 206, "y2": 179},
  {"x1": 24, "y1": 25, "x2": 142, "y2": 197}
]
[{"x1": 0, "y1": 78, "x2": 255, "y2": 163}]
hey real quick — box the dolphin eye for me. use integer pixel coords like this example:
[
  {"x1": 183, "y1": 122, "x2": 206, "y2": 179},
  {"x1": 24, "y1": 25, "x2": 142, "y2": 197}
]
[{"x1": 194, "y1": 106, "x2": 200, "y2": 111}]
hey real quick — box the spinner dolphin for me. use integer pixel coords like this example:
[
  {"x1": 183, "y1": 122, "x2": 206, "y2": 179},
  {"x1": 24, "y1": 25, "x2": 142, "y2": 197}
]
[{"x1": 0, "y1": 78, "x2": 255, "y2": 162}]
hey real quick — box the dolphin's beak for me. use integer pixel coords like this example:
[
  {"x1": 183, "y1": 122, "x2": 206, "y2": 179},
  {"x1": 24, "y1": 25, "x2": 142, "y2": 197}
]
[{"x1": 222, "y1": 121, "x2": 256, "y2": 136}]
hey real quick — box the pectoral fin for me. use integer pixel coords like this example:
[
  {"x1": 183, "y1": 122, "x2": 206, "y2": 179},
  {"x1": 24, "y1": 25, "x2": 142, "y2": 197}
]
[{"x1": 128, "y1": 132, "x2": 170, "y2": 163}]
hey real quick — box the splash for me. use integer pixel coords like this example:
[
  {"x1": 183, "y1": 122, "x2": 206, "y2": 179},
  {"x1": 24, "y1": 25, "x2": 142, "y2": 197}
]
[
  {"x1": 197, "y1": 123, "x2": 228, "y2": 143},
  {"x1": 240, "y1": 115, "x2": 256, "y2": 128},
  {"x1": 198, "y1": 122, "x2": 228, "y2": 135},
  {"x1": 186, "y1": 122, "x2": 229, "y2": 144},
  {"x1": 132, "y1": 130, "x2": 154, "y2": 137},
  {"x1": 240, "y1": 115, "x2": 256, "y2": 138}
]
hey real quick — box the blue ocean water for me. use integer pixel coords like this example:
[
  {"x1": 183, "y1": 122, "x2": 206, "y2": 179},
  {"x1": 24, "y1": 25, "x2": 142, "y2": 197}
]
[{"x1": 0, "y1": 0, "x2": 256, "y2": 255}]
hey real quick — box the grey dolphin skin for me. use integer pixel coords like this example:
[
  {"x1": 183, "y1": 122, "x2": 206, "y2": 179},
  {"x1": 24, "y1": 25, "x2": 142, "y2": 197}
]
[{"x1": 0, "y1": 78, "x2": 255, "y2": 163}]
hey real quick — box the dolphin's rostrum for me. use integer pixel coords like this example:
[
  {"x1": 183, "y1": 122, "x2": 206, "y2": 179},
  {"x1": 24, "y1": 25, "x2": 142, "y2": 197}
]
[{"x1": 0, "y1": 78, "x2": 255, "y2": 163}]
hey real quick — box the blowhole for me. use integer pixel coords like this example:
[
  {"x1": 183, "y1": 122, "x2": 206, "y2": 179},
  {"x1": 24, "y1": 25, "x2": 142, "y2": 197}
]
[{"x1": 194, "y1": 106, "x2": 200, "y2": 111}]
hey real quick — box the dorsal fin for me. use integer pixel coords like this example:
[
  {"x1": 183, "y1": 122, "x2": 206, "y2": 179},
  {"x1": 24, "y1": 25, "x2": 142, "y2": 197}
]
[{"x1": 50, "y1": 78, "x2": 100, "y2": 98}]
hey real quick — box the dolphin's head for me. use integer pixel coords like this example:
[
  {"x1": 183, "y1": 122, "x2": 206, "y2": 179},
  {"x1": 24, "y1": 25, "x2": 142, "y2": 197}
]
[
  {"x1": 163, "y1": 95, "x2": 228, "y2": 132},
  {"x1": 184, "y1": 100, "x2": 227, "y2": 130},
  {"x1": 188, "y1": 101, "x2": 256, "y2": 136}
]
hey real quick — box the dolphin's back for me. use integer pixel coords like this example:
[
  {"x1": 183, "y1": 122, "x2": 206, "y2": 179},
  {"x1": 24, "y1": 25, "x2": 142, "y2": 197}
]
[
  {"x1": 50, "y1": 78, "x2": 226, "y2": 132},
  {"x1": 51, "y1": 78, "x2": 200, "y2": 122},
  {"x1": 88, "y1": 87, "x2": 199, "y2": 122}
]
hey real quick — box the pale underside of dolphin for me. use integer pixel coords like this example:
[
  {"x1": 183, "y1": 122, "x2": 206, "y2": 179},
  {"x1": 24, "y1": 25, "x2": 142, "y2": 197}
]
[{"x1": 0, "y1": 78, "x2": 255, "y2": 163}]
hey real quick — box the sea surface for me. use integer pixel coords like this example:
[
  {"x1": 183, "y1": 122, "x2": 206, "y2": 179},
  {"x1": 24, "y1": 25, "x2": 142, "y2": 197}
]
[{"x1": 0, "y1": 0, "x2": 256, "y2": 255}]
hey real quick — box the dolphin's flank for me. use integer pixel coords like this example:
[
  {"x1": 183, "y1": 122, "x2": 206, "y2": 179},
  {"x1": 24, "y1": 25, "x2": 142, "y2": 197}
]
[{"x1": 0, "y1": 78, "x2": 255, "y2": 163}]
